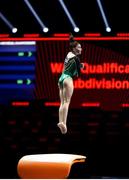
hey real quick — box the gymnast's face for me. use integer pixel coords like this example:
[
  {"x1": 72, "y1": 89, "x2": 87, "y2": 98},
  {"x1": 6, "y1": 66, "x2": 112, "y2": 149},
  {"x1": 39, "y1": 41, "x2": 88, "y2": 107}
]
[{"x1": 73, "y1": 43, "x2": 82, "y2": 55}]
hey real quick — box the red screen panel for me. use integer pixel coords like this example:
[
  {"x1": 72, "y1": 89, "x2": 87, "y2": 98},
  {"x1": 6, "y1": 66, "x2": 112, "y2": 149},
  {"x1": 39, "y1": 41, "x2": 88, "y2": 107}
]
[{"x1": 35, "y1": 38, "x2": 129, "y2": 110}]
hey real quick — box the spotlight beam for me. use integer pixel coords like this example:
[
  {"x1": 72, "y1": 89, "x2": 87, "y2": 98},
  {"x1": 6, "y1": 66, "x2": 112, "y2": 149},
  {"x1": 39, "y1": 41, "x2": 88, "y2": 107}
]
[
  {"x1": 23, "y1": 0, "x2": 48, "y2": 31},
  {"x1": 58, "y1": 0, "x2": 79, "y2": 32},
  {"x1": 0, "y1": 12, "x2": 13, "y2": 29},
  {"x1": 96, "y1": 0, "x2": 111, "y2": 31},
  {"x1": 0, "y1": 12, "x2": 17, "y2": 33}
]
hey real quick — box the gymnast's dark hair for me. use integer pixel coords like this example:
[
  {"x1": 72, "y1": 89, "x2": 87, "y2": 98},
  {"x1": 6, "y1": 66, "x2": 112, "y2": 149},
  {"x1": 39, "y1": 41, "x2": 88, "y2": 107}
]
[{"x1": 69, "y1": 33, "x2": 79, "y2": 51}]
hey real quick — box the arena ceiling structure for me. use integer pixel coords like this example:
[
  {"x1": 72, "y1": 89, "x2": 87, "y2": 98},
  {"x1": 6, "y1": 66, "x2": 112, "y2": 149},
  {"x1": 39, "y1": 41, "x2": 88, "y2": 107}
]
[{"x1": 0, "y1": 0, "x2": 129, "y2": 36}]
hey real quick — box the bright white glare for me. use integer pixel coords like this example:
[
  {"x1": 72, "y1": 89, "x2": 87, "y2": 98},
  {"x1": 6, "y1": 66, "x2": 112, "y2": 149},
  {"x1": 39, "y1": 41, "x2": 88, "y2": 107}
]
[
  {"x1": 74, "y1": 27, "x2": 80, "y2": 32},
  {"x1": 12, "y1": 27, "x2": 18, "y2": 33},
  {"x1": 0, "y1": 41, "x2": 36, "y2": 45},
  {"x1": 21, "y1": 154, "x2": 86, "y2": 163},
  {"x1": 106, "y1": 27, "x2": 111, "y2": 32},
  {"x1": 43, "y1": 27, "x2": 49, "y2": 33}
]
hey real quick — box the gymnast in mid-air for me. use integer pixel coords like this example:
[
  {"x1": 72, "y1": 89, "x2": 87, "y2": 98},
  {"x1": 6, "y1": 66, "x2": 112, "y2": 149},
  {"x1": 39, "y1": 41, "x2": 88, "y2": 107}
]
[{"x1": 57, "y1": 33, "x2": 84, "y2": 134}]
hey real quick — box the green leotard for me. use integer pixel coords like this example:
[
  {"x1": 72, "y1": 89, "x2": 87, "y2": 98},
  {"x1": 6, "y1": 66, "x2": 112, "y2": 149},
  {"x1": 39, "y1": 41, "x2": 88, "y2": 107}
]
[{"x1": 58, "y1": 53, "x2": 81, "y2": 88}]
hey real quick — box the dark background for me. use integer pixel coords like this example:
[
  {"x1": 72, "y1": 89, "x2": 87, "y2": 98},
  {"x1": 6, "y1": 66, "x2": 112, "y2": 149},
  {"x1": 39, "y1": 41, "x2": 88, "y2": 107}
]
[
  {"x1": 1, "y1": 0, "x2": 129, "y2": 179},
  {"x1": 0, "y1": 39, "x2": 129, "y2": 179}
]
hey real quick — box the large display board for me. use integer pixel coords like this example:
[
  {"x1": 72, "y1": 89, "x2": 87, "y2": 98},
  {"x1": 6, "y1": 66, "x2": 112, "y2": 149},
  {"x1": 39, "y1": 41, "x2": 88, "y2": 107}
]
[
  {"x1": 0, "y1": 41, "x2": 36, "y2": 105},
  {"x1": 35, "y1": 38, "x2": 129, "y2": 110}
]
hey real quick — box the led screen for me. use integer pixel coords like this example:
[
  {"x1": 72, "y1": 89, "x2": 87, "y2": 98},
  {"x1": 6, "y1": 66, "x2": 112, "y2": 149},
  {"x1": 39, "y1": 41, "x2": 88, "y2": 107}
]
[
  {"x1": 0, "y1": 41, "x2": 36, "y2": 105},
  {"x1": 35, "y1": 38, "x2": 129, "y2": 110}
]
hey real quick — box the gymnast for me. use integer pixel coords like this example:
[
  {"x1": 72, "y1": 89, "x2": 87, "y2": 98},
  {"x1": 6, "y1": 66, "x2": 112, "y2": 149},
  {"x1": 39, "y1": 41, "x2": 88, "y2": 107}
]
[{"x1": 57, "y1": 33, "x2": 84, "y2": 134}]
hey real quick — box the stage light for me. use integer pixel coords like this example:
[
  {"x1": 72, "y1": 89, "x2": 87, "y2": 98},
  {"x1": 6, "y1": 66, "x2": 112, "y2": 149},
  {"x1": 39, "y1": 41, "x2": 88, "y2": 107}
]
[
  {"x1": 24, "y1": 0, "x2": 49, "y2": 33},
  {"x1": 74, "y1": 27, "x2": 80, "y2": 32},
  {"x1": 12, "y1": 27, "x2": 18, "y2": 33},
  {"x1": 43, "y1": 27, "x2": 49, "y2": 33},
  {"x1": 0, "y1": 12, "x2": 18, "y2": 33},
  {"x1": 106, "y1": 27, "x2": 111, "y2": 32},
  {"x1": 96, "y1": 0, "x2": 111, "y2": 32},
  {"x1": 58, "y1": 0, "x2": 80, "y2": 33}
]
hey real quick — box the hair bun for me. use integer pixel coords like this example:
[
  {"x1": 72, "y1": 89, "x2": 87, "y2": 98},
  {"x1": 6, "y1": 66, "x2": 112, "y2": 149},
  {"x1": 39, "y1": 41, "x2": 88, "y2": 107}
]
[{"x1": 69, "y1": 33, "x2": 74, "y2": 43}]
